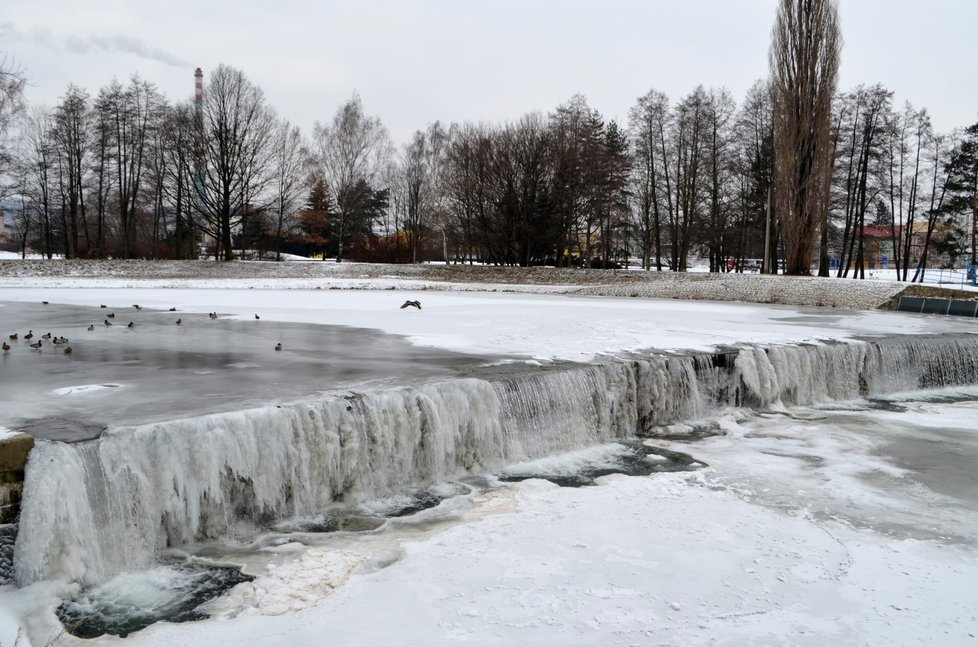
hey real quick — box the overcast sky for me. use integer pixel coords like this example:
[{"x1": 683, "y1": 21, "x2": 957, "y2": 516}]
[{"x1": 4, "y1": 0, "x2": 977, "y2": 145}]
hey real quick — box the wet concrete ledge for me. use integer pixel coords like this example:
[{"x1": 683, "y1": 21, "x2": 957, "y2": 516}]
[{"x1": 0, "y1": 433, "x2": 34, "y2": 524}]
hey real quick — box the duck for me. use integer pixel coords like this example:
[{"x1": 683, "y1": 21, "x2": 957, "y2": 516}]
[
  {"x1": 87, "y1": 324, "x2": 95, "y2": 331},
  {"x1": 176, "y1": 318, "x2": 182, "y2": 325},
  {"x1": 133, "y1": 304, "x2": 142, "y2": 310},
  {"x1": 8, "y1": 333, "x2": 16, "y2": 341},
  {"x1": 63, "y1": 345, "x2": 73, "y2": 354},
  {"x1": 42, "y1": 301, "x2": 49, "y2": 305},
  {"x1": 42, "y1": 332, "x2": 52, "y2": 339},
  {"x1": 100, "y1": 304, "x2": 107, "y2": 308},
  {"x1": 104, "y1": 320, "x2": 113, "y2": 327},
  {"x1": 209, "y1": 312, "x2": 218, "y2": 319},
  {"x1": 29, "y1": 340, "x2": 42, "y2": 350},
  {"x1": 107, "y1": 313, "x2": 115, "y2": 319},
  {"x1": 400, "y1": 300, "x2": 422, "y2": 310},
  {"x1": 255, "y1": 314, "x2": 260, "y2": 320},
  {"x1": 53, "y1": 337, "x2": 68, "y2": 345},
  {"x1": 274, "y1": 343, "x2": 283, "y2": 351},
  {"x1": 127, "y1": 322, "x2": 135, "y2": 328},
  {"x1": 169, "y1": 307, "x2": 177, "y2": 312},
  {"x1": 24, "y1": 330, "x2": 34, "y2": 341},
  {"x1": 2, "y1": 342, "x2": 9, "y2": 352}
]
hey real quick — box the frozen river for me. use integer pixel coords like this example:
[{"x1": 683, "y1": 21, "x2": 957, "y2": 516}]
[{"x1": 0, "y1": 300, "x2": 500, "y2": 441}]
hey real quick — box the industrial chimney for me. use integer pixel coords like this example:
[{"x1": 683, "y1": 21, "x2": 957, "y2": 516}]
[{"x1": 194, "y1": 67, "x2": 203, "y2": 116}]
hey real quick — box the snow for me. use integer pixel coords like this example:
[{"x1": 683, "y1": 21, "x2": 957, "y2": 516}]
[
  {"x1": 0, "y1": 285, "x2": 973, "y2": 364},
  {"x1": 2, "y1": 263, "x2": 978, "y2": 645}
]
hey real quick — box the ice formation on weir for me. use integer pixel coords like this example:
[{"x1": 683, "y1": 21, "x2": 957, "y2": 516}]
[{"x1": 14, "y1": 334, "x2": 978, "y2": 586}]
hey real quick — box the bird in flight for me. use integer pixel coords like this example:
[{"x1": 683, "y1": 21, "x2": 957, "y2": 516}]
[{"x1": 400, "y1": 300, "x2": 422, "y2": 310}]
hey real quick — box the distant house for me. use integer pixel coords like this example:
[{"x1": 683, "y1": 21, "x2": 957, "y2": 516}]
[
  {"x1": 861, "y1": 225, "x2": 902, "y2": 268},
  {"x1": 860, "y1": 222, "x2": 961, "y2": 269}
]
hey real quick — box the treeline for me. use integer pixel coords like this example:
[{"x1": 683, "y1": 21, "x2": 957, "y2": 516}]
[{"x1": 0, "y1": 59, "x2": 976, "y2": 277}]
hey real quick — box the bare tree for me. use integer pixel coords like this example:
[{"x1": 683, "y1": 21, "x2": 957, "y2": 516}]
[
  {"x1": 18, "y1": 107, "x2": 57, "y2": 257},
  {"x1": 443, "y1": 123, "x2": 494, "y2": 263},
  {"x1": 269, "y1": 120, "x2": 309, "y2": 260},
  {"x1": 732, "y1": 81, "x2": 775, "y2": 271},
  {"x1": 628, "y1": 89, "x2": 670, "y2": 270},
  {"x1": 0, "y1": 55, "x2": 26, "y2": 195},
  {"x1": 51, "y1": 85, "x2": 90, "y2": 257},
  {"x1": 399, "y1": 121, "x2": 448, "y2": 263},
  {"x1": 704, "y1": 88, "x2": 737, "y2": 272},
  {"x1": 770, "y1": 0, "x2": 841, "y2": 275},
  {"x1": 192, "y1": 65, "x2": 276, "y2": 261},
  {"x1": 313, "y1": 94, "x2": 392, "y2": 262},
  {"x1": 670, "y1": 86, "x2": 711, "y2": 271},
  {"x1": 103, "y1": 76, "x2": 165, "y2": 258}
]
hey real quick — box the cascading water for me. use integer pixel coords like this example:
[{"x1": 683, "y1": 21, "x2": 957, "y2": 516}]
[{"x1": 14, "y1": 333, "x2": 978, "y2": 588}]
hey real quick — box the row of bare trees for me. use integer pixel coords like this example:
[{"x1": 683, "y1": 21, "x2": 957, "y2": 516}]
[
  {"x1": 2, "y1": 65, "x2": 309, "y2": 261},
  {"x1": 2, "y1": 20, "x2": 976, "y2": 276}
]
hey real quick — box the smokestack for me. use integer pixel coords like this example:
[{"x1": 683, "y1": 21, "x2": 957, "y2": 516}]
[{"x1": 194, "y1": 67, "x2": 203, "y2": 113}]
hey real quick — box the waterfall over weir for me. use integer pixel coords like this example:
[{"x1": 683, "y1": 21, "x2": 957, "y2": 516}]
[{"x1": 15, "y1": 333, "x2": 978, "y2": 587}]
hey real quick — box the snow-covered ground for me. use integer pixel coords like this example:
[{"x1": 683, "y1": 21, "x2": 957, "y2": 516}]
[{"x1": 1, "y1": 268, "x2": 977, "y2": 646}]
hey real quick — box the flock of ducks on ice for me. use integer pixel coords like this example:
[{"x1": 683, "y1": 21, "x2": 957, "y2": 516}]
[{"x1": 3, "y1": 299, "x2": 423, "y2": 356}]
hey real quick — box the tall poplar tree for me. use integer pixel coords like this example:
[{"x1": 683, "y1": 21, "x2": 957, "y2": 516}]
[{"x1": 769, "y1": 0, "x2": 841, "y2": 275}]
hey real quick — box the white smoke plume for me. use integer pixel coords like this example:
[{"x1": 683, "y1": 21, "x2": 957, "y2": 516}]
[{"x1": 4, "y1": 23, "x2": 189, "y2": 68}]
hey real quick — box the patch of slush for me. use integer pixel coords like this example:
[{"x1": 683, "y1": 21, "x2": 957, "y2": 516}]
[{"x1": 50, "y1": 383, "x2": 122, "y2": 396}]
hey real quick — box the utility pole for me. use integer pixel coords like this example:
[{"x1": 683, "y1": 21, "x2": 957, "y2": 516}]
[{"x1": 763, "y1": 186, "x2": 772, "y2": 274}]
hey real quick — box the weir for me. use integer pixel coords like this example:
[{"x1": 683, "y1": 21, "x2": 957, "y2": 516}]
[{"x1": 13, "y1": 333, "x2": 978, "y2": 587}]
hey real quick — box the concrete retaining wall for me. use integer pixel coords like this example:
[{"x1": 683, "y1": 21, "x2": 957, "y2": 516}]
[{"x1": 0, "y1": 433, "x2": 34, "y2": 524}]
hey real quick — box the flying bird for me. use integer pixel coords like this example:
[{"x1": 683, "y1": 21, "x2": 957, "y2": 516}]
[
  {"x1": 127, "y1": 322, "x2": 135, "y2": 328},
  {"x1": 400, "y1": 300, "x2": 422, "y2": 310},
  {"x1": 274, "y1": 343, "x2": 282, "y2": 351}
]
